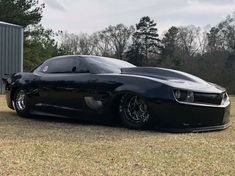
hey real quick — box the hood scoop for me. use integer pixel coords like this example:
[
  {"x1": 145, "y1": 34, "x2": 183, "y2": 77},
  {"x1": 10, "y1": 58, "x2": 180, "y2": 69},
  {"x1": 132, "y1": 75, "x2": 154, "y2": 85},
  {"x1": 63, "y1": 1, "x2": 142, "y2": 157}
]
[
  {"x1": 121, "y1": 67, "x2": 207, "y2": 83},
  {"x1": 121, "y1": 67, "x2": 225, "y2": 93}
]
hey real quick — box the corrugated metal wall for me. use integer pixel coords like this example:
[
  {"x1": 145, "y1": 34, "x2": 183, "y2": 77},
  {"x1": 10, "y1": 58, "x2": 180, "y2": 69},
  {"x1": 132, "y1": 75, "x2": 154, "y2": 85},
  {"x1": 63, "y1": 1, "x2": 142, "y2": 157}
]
[{"x1": 0, "y1": 21, "x2": 23, "y2": 94}]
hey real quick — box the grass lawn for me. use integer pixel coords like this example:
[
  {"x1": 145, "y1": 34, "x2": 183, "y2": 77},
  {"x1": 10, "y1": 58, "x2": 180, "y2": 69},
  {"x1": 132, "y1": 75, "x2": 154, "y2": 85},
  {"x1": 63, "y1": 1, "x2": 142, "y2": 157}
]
[{"x1": 0, "y1": 95, "x2": 234, "y2": 176}]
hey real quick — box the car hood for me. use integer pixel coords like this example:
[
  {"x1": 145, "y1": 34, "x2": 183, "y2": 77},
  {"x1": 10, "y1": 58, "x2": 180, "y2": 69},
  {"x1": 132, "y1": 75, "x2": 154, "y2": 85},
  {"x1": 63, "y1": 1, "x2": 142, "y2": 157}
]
[{"x1": 121, "y1": 67, "x2": 226, "y2": 93}]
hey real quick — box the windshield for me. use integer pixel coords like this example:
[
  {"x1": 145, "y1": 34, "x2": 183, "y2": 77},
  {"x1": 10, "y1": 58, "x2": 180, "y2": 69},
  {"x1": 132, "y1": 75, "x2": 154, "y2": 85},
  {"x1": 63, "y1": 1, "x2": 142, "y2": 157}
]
[{"x1": 85, "y1": 56, "x2": 136, "y2": 74}]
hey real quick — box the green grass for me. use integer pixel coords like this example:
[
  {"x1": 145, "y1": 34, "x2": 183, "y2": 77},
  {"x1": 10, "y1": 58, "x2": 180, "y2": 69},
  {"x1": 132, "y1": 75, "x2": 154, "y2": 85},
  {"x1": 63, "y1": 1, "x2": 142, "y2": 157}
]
[{"x1": 0, "y1": 95, "x2": 234, "y2": 176}]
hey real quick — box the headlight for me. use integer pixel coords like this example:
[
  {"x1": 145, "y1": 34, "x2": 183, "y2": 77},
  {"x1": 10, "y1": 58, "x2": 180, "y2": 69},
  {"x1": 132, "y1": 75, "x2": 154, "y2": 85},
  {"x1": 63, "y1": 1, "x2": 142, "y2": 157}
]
[
  {"x1": 173, "y1": 90, "x2": 194, "y2": 103},
  {"x1": 174, "y1": 90, "x2": 181, "y2": 99}
]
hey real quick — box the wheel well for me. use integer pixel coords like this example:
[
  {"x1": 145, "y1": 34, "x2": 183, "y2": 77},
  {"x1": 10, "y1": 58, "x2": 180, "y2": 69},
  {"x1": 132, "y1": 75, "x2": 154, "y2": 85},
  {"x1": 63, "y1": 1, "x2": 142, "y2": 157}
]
[
  {"x1": 110, "y1": 92, "x2": 141, "y2": 116},
  {"x1": 11, "y1": 89, "x2": 15, "y2": 102},
  {"x1": 10, "y1": 87, "x2": 19, "y2": 103}
]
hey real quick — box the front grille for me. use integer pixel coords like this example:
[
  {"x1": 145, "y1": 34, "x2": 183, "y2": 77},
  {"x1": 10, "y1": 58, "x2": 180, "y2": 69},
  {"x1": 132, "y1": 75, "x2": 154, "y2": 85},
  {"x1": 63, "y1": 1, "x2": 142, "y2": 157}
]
[{"x1": 194, "y1": 93, "x2": 223, "y2": 105}]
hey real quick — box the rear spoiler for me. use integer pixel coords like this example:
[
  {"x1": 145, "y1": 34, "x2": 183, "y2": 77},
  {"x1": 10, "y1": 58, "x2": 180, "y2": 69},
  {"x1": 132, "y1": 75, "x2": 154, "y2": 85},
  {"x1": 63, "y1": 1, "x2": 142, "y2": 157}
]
[
  {"x1": 2, "y1": 74, "x2": 12, "y2": 85},
  {"x1": 2, "y1": 78, "x2": 8, "y2": 85}
]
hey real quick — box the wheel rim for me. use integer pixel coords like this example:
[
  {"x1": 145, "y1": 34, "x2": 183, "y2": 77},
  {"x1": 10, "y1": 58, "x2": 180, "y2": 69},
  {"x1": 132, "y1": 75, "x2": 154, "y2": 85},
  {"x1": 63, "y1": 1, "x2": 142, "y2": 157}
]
[
  {"x1": 124, "y1": 96, "x2": 150, "y2": 123},
  {"x1": 15, "y1": 90, "x2": 26, "y2": 111}
]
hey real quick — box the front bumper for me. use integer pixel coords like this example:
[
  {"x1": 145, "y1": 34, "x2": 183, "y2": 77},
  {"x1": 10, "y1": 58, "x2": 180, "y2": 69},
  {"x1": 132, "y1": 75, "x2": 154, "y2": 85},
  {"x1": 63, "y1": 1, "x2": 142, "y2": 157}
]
[
  {"x1": 158, "y1": 122, "x2": 231, "y2": 133},
  {"x1": 148, "y1": 99, "x2": 231, "y2": 132}
]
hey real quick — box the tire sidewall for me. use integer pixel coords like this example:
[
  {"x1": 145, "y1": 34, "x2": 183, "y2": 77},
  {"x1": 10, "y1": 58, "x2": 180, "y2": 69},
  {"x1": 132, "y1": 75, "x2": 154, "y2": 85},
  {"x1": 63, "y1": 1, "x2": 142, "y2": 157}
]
[{"x1": 14, "y1": 89, "x2": 30, "y2": 117}]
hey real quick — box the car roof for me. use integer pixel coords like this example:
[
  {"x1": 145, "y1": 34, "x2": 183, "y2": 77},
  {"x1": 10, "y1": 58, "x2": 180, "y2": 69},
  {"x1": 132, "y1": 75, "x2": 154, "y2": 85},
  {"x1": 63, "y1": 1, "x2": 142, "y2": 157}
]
[{"x1": 46, "y1": 55, "x2": 135, "y2": 74}]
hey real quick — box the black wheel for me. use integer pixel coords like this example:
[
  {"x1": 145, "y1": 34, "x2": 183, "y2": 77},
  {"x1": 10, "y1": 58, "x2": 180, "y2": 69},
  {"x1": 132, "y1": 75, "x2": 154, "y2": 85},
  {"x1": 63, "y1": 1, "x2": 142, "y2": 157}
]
[
  {"x1": 119, "y1": 94, "x2": 151, "y2": 129},
  {"x1": 14, "y1": 89, "x2": 30, "y2": 117}
]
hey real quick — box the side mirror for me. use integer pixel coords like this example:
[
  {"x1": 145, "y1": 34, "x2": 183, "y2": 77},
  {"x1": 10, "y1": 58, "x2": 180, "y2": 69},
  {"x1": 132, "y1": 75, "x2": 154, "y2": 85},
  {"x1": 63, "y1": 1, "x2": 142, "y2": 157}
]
[{"x1": 72, "y1": 66, "x2": 77, "y2": 72}]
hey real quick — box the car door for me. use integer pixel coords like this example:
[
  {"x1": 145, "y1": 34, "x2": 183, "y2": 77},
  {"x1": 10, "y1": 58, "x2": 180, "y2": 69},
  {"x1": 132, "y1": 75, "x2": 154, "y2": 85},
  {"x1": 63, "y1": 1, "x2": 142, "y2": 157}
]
[{"x1": 36, "y1": 57, "x2": 89, "y2": 115}]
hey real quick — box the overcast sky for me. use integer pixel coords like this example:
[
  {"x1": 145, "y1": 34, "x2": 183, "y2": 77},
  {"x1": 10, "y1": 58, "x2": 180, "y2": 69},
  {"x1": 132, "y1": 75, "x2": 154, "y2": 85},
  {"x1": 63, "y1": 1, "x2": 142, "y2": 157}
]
[{"x1": 39, "y1": 0, "x2": 235, "y2": 35}]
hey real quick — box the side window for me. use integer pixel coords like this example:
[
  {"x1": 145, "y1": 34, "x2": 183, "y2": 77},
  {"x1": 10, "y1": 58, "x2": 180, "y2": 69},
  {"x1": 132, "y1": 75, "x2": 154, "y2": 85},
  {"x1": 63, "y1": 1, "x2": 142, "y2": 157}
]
[
  {"x1": 40, "y1": 57, "x2": 90, "y2": 74},
  {"x1": 40, "y1": 58, "x2": 76, "y2": 73},
  {"x1": 74, "y1": 59, "x2": 90, "y2": 73}
]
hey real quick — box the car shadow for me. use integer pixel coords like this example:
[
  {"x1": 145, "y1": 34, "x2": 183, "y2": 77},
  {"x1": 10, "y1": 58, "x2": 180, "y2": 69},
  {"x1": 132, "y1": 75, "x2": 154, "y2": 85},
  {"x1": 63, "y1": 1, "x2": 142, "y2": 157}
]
[
  {"x1": 1, "y1": 110, "x2": 221, "y2": 134},
  {"x1": 25, "y1": 112, "x2": 172, "y2": 133},
  {"x1": 28, "y1": 113, "x2": 123, "y2": 129}
]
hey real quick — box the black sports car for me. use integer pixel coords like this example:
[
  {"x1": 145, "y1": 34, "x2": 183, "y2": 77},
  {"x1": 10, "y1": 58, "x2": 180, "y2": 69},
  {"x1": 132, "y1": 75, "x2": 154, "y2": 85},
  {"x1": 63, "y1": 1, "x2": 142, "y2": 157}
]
[{"x1": 2, "y1": 55, "x2": 230, "y2": 132}]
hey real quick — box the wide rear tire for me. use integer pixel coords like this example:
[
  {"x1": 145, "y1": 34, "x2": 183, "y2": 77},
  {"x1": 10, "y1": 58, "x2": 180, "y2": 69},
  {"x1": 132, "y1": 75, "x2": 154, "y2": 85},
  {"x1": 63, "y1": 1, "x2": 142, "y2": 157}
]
[
  {"x1": 119, "y1": 94, "x2": 152, "y2": 129},
  {"x1": 14, "y1": 89, "x2": 30, "y2": 117}
]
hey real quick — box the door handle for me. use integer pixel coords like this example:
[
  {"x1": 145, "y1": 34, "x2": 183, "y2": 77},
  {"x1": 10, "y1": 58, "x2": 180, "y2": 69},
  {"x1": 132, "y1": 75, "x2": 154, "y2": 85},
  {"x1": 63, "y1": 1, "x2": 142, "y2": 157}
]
[{"x1": 64, "y1": 88, "x2": 75, "y2": 91}]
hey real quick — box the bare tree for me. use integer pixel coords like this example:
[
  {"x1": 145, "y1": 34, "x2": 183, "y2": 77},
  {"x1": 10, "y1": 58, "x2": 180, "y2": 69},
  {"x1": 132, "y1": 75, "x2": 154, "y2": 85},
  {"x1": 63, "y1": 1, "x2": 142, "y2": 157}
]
[
  {"x1": 91, "y1": 31, "x2": 115, "y2": 57},
  {"x1": 177, "y1": 25, "x2": 201, "y2": 58},
  {"x1": 102, "y1": 24, "x2": 134, "y2": 59},
  {"x1": 59, "y1": 31, "x2": 79, "y2": 54},
  {"x1": 207, "y1": 13, "x2": 235, "y2": 54},
  {"x1": 77, "y1": 33, "x2": 94, "y2": 55},
  {"x1": 59, "y1": 31, "x2": 98, "y2": 55}
]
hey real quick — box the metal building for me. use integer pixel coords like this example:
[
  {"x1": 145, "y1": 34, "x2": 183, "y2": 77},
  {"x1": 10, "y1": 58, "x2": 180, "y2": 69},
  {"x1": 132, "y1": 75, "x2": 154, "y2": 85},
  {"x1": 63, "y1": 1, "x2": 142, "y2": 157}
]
[{"x1": 0, "y1": 21, "x2": 23, "y2": 93}]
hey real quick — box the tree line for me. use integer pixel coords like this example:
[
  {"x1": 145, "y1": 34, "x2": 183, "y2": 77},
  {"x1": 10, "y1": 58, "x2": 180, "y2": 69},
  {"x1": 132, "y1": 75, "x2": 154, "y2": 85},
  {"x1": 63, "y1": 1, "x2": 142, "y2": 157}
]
[{"x1": 0, "y1": 0, "x2": 235, "y2": 93}]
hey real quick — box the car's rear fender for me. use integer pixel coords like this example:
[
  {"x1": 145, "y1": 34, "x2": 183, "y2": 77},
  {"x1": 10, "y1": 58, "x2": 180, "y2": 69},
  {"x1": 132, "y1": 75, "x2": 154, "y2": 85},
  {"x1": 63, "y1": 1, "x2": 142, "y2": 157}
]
[{"x1": 5, "y1": 73, "x2": 37, "y2": 106}]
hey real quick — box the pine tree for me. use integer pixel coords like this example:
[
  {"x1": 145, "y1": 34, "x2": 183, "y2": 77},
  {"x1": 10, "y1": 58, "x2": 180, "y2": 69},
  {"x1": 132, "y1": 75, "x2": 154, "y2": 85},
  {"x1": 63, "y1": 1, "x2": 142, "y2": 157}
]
[
  {"x1": 0, "y1": 0, "x2": 44, "y2": 28},
  {"x1": 161, "y1": 26, "x2": 179, "y2": 58},
  {"x1": 0, "y1": 0, "x2": 59, "y2": 71},
  {"x1": 134, "y1": 16, "x2": 160, "y2": 64}
]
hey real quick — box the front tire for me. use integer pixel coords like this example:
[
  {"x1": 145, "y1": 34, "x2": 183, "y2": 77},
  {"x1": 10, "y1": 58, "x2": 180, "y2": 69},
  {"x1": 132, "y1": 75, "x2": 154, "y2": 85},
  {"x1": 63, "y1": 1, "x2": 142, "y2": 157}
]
[
  {"x1": 119, "y1": 94, "x2": 152, "y2": 129},
  {"x1": 14, "y1": 89, "x2": 30, "y2": 117}
]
